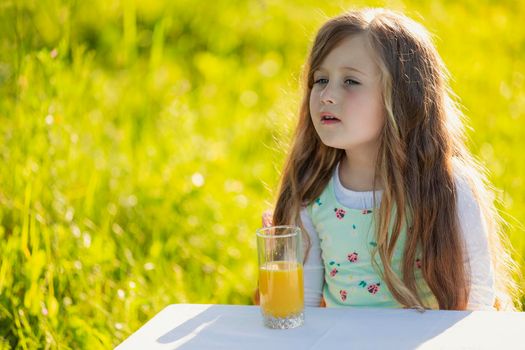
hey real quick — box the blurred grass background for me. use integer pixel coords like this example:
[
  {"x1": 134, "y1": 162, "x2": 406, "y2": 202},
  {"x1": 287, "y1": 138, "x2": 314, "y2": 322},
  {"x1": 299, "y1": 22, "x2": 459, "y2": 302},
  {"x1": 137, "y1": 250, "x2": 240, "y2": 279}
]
[{"x1": 0, "y1": 0, "x2": 524, "y2": 348}]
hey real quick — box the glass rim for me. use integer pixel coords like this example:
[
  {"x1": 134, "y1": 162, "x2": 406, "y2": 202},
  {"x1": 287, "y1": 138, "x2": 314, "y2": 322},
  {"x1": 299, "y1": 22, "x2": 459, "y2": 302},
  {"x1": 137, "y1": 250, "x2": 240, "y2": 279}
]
[{"x1": 255, "y1": 225, "x2": 301, "y2": 238}]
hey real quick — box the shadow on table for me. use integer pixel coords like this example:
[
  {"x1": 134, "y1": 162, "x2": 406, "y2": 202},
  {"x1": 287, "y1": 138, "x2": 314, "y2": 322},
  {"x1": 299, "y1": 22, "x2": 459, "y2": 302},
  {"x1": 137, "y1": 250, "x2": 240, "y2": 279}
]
[
  {"x1": 156, "y1": 305, "x2": 473, "y2": 349},
  {"x1": 157, "y1": 305, "x2": 265, "y2": 348}
]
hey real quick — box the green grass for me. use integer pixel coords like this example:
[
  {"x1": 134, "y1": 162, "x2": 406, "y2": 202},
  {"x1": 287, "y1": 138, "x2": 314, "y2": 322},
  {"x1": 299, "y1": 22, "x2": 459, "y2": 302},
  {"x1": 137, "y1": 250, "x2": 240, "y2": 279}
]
[{"x1": 0, "y1": 0, "x2": 524, "y2": 348}]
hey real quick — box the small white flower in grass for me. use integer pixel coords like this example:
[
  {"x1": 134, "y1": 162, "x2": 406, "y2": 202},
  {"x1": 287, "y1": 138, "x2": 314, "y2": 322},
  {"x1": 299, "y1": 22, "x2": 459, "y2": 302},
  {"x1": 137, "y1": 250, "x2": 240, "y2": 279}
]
[
  {"x1": 127, "y1": 195, "x2": 137, "y2": 207},
  {"x1": 45, "y1": 114, "x2": 54, "y2": 125},
  {"x1": 240, "y1": 90, "x2": 258, "y2": 107},
  {"x1": 72, "y1": 225, "x2": 81, "y2": 238},
  {"x1": 227, "y1": 247, "x2": 241, "y2": 259},
  {"x1": 191, "y1": 172, "x2": 205, "y2": 187},
  {"x1": 117, "y1": 289, "x2": 125, "y2": 299},
  {"x1": 189, "y1": 236, "x2": 202, "y2": 246},
  {"x1": 224, "y1": 179, "x2": 243, "y2": 193},
  {"x1": 115, "y1": 323, "x2": 123, "y2": 330},
  {"x1": 65, "y1": 208, "x2": 74, "y2": 222},
  {"x1": 187, "y1": 216, "x2": 199, "y2": 227},
  {"x1": 41, "y1": 302, "x2": 48, "y2": 316},
  {"x1": 258, "y1": 57, "x2": 280, "y2": 77},
  {"x1": 173, "y1": 264, "x2": 182, "y2": 275},
  {"x1": 29, "y1": 160, "x2": 39, "y2": 173},
  {"x1": 236, "y1": 194, "x2": 248, "y2": 208},
  {"x1": 63, "y1": 297, "x2": 72, "y2": 307},
  {"x1": 144, "y1": 262, "x2": 155, "y2": 271},
  {"x1": 74, "y1": 261, "x2": 82, "y2": 270},
  {"x1": 129, "y1": 281, "x2": 136, "y2": 289},
  {"x1": 213, "y1": 224, "x2": 226, "y2": 236},
  {"x1": 120, "y1": 195, "x2": 137, "y2": 207},
  {"x1": 35, "y1": 214, "x2": 45, "y2": 223},
  {"x1": 83, "y1": 233, "x2": 91, "y2": 248},
  {"x1": 202, "y1": 264, "x2": 214, "y2": 274},
  {"x1": 70, "y1": 133, "x2": 78, "y2": 144},
  {"x1": 112, "y1": 223, "x2": 124, "y2": 236}
]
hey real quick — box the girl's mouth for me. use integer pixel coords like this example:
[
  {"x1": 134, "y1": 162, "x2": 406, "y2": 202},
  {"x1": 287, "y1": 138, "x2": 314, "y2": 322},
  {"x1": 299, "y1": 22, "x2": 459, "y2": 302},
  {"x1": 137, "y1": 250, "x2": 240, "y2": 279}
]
[{"x1": 321, "y1": 115, "x2": 341, "y2": 124}]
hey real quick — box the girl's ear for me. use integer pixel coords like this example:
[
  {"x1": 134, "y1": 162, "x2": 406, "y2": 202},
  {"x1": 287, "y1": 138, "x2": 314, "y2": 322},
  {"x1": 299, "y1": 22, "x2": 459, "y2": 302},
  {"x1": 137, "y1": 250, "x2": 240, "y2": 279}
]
[{"x1": 262, "y1": 210, "x2": 273, "y2": 227}]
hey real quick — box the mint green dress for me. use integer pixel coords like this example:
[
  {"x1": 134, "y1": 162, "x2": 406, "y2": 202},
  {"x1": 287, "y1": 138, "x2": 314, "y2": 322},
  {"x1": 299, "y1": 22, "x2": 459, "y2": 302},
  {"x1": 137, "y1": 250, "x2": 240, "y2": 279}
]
[{"x1": 306, "y1": 177, "x2": 439, "y2": 309}]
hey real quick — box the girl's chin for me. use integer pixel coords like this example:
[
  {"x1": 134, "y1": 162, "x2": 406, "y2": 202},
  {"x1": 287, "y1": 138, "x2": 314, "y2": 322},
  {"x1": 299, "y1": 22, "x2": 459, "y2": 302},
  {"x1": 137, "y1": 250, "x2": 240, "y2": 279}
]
[
  {"x1": 317, "y1": 138, "x2": 347, "y2": 150},
  {"x1": 316, "y1": 131, "x2": 380, "y2": 152}
]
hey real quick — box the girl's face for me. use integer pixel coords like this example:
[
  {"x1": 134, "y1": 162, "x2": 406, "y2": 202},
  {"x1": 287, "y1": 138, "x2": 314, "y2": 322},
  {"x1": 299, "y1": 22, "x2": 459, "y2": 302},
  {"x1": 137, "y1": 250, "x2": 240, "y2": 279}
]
[{"x1": 309, "y1": 34, "x2": 385, "y2": 153}]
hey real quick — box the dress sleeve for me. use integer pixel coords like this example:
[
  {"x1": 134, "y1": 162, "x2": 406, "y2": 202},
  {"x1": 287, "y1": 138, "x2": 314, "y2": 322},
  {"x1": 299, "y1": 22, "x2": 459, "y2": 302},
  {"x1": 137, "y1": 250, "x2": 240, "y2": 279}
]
[
  {"x1": 456, "y1": 176, "x2": 496, "y2": 311},
  {"x1": 300, "y1": 207, "x2": 325, "y2": 307}
]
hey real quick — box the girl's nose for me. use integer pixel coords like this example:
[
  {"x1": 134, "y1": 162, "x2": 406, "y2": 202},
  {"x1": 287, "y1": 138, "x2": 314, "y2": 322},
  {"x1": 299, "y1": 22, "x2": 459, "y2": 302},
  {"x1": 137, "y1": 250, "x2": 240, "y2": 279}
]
[{"x1": 320, "y1": 84, "x2": 336, "y2": 104}]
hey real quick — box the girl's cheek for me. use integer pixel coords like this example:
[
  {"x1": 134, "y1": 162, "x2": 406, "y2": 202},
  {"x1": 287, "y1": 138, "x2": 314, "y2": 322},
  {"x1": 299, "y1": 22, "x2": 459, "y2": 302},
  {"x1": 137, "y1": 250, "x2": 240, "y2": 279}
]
[{"x1": 309, "y1": 90, "x2": 319, "y2": 103}]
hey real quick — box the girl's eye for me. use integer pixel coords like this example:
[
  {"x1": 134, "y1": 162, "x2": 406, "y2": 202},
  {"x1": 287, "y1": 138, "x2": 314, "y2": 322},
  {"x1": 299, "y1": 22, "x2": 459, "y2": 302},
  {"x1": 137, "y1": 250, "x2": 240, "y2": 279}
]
[
  {"x1": 313, "y1": 78, "x2": 328, "y2": 85},
  {"x1": 313, "y1": 78, "x2": 360, "y2": 86},
  {"x1": 345, "y1": 79, "x2": 360, "y2": 86}
]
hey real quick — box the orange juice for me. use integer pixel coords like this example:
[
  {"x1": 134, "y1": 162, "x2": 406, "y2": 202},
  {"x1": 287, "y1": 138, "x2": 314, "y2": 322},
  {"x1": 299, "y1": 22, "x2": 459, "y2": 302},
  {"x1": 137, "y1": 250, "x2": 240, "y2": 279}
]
[{"x1": 259, "y1": 261, "x2": 304, "y2": 318}]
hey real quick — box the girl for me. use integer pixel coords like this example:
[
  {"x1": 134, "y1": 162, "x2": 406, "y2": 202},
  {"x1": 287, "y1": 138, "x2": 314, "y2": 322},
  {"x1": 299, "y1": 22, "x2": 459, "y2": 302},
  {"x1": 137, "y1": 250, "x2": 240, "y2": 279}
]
[{"x1": 258, "y1": 8, "x2": 521, "y2": 311}]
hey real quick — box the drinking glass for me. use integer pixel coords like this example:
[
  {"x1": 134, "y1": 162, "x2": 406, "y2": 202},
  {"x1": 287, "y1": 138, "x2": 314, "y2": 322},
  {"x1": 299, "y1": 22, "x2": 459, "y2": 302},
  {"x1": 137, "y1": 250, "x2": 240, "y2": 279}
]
[{"x1": 256, "y1": 225, "x2": 304, "y2": 329}]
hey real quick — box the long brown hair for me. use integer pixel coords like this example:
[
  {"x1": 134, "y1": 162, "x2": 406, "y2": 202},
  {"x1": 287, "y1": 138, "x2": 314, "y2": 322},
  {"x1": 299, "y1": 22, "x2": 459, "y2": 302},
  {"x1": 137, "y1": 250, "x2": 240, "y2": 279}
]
[{"x1": 272, "y1": 8, "x2": 521, "y2": 311}]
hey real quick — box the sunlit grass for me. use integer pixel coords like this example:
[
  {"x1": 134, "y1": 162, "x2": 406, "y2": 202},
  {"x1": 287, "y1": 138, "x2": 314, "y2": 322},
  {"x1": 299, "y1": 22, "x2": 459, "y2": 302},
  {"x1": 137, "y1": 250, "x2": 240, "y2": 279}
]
[{"x1": 0, "y1": 0, "x2": 524, "y2": 348}]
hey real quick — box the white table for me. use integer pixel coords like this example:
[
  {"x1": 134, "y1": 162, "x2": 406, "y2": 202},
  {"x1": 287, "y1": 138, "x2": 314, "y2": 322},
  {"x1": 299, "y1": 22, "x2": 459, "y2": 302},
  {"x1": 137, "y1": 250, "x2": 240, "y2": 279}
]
[{"x1": 115, "y1": 304, "x2": 525, "y2": 349}]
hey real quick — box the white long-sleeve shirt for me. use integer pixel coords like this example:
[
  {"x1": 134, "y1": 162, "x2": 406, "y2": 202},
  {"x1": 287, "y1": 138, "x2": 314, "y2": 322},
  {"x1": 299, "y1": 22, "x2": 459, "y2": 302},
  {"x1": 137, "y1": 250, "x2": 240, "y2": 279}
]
[{"x1": 301, "y1": 162, "x2": 496, "y2": 310}]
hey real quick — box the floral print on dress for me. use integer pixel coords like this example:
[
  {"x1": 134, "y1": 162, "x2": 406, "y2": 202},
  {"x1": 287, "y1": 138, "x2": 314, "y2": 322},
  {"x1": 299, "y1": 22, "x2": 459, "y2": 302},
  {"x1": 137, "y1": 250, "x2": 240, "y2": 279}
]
[
  {"x1": 329, "y1": 261, "x2": 340, "y2": 277},
  {"x1": 347, "y1": 252, "x2": 359, "y2": 262},
  {"x1": 358, "y1": 281, "x2": 381, "y2": 295},
  {"x1": 334, "y1": 208, "x2": 346, "y2": 220},
  {"x1": 311, "y1": 176, "x2": 439, "y2": 308},
  {"x1": 367, "y1": 283, "x2": 381, "y2": 295}
]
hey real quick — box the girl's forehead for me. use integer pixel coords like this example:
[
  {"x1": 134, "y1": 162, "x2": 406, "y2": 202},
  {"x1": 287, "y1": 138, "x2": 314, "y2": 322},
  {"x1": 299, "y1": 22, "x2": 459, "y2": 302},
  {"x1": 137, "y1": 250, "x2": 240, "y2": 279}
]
[{"x1": 314, "y1": 35, "x2": 380, "y2": 78}]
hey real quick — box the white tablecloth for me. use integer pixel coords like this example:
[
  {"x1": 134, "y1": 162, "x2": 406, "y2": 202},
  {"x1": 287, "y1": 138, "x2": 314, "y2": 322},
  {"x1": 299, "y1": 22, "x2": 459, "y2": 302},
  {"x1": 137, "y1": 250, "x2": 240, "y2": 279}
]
[{"x1": 115, "y1": 304, "x2": 525, "y2": 349}]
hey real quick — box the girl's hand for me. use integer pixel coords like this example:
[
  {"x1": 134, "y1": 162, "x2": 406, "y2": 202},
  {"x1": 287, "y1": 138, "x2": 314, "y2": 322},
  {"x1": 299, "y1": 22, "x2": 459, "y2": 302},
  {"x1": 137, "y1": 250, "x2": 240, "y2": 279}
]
[
  {"x1": 253, "y1": 210, "x2": 273, "y2": 306},
  {"x1": 320, "y1": 296, "x2": 326, "y2": 307},
  {"x1": 262, "y1": 210, "x2": 273, "y2": 227}
]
